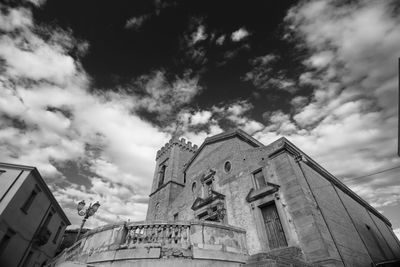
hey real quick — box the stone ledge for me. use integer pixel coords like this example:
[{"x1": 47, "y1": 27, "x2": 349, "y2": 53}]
[
  {"x1": 192, "y1": 247, "x2": 247, "y2": 263},
  {"x1": 114, "y1": 248, "x2": 161, "y2": 260}
]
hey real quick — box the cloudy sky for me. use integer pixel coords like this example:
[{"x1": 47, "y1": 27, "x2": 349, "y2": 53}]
[{"x1": 0, "y1": 0, "x2": 399, "y2": 237}]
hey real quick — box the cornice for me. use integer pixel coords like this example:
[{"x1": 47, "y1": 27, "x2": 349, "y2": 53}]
[
  {"x1": 148, "y1": 180, "x2": 185, "y2": 197},
  {"x1": 245, "y1": 182, "x2": 280, "y2": 203},
  {"x1": 184, "y1": 129, "x2": 264, "y2": 173}
]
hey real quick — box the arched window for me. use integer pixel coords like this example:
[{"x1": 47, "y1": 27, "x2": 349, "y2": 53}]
[{"x1": 158, "y1": 165, "x2": 166, "y2": 188}]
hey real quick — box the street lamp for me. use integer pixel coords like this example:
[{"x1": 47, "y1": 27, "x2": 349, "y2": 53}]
[{"x1": 74, "y1": 200, "x2": 100, "y2": 243}]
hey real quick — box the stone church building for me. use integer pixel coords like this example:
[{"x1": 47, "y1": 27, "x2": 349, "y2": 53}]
[
  {"x1": 51, "y1": 129, "x2": 400, "y2": 267},
  {"x1": 146, "y1": 129, "x2": 400, "y2": 266}
]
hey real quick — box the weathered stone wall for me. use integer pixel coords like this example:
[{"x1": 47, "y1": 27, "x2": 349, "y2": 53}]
[
  {"x1": 337, "y1": 189, "x2": 397, "y2": 261},
  {"x1": 146, "y1": 132, "x2": 400, "y2": 266},
  {"x1": 369, "y1": 212, "x2": 400, "y2": 258},
  {"x1": 299, "y1": 161, "x2": 371, "y2": 266},
  {"x1": 146, "y1": 139, "x2": 196, "y2": 221},
  {"x1": 51, "y1": 221, "x2": 247, "y2": 267},
  {"x1": 168, "y1": 137, "x2": 265, "y2": 253},
  {"x1": 270, "y1": 153, "x2": 343, "y2": 266},
  {"x1": 299, "y1": 159, "x2": 400, "y2": 265}
]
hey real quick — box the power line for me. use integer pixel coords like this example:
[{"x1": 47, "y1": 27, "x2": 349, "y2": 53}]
[{"x1": 346, "y1": 165, "x2": 400, "y2": 181}]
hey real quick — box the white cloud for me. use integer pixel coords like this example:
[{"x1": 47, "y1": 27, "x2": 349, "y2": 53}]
[
  {"x1": 231, "y1": 27, "x2": 250, "y2": 42},
  {"x1": 305, "y1": 51, "x2": 334, "y2": 68},
  {"x1": 190, "y1": 111, "x2": 212, "y2": 125},
  {"x1": 181, "y1": 123, "x2": 224, "y2": 147},
  {"x1": 216, "y1": 35, "x2": 225, "y2": 45},
  {"x1": 0, "y1": 6, "x2": 32, "y2": 32},
  {"x1": 192, "y1": 25, "x2": 207, "y2": 44},
  {"x1": 0, "y1": 35, "x2": 77, "y2": 85},
  {"x1": 244, "y1": 53, "x2": 297, "y2": 93},
  {"x1": 0, "y1": 5, "x2": 172, "y2": 227},
  {"x1": 394, "y1": 228, "x2": 400, "y2": 240},
  {"x1": 125, "y1": 15, "x2": 150, "y2": 30},
  {"x1": 250, "y1": 0, "x2": 400, "y2": 213},
  {"x1": 134, "y1": 71, "x2": 202, "y2": 119}
]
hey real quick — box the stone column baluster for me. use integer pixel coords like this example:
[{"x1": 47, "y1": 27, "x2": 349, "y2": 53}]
[
  {"x1": 123, "y1": 226, "x2": 130, "y2": 247},
  {"x1": 137, "y1": 226, "x2": 143, "y2": 244},
  {"x1": 172, "y1": 225, "x2": 177, "y2": 244},
  {"x1": 144, "y1": 225, "x2": 150, "y2": 243},
  {"x1": 132, "y1": 226, "x2": 138, "y2": 246},
  {"x1": 167, "y1": 225, "x2": 173, "y2": 244},
  {"x1": 150, "y1": 225, "x2": 155, "y2": 243},
  {"x1": 128, "y1": 226, "x2": 134, "y2": 247},
  {"x1": 180, "y1": 225, "x2": 186, "y2": 246},
  {"x1": 161, "y1": 225, "x2": 167, "y2": 245},
  {"x1": 156, "y1": 225, "x2": 161, "y2": 243},
  {"x1": 176, "y1": 225, "x2": 182, "y2": 245},
  {"x1": 186, "y1": 225, "x2": 190, "y2": 245},
  {"x1": 152, "y1": 225, "x2": 158, "y2": 243},
  {"x1": 171, "y1": 225, "x2": 176, "y2": 244}
]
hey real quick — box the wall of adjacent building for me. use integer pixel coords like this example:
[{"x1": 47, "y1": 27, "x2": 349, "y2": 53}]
[
  {"x1": 0, "y1": 168, "x2": 31, "y2": 267},
  {"x1": 298, "y1": 159, "x2": 400, "y2": 265},
  {"x1": 0, "y1": 165, "x2": 68, "y2": 267}
]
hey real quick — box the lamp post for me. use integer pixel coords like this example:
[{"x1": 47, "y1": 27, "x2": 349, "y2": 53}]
[{"x1": 74, "y1": 200, "x2": 100, "y2": 243}]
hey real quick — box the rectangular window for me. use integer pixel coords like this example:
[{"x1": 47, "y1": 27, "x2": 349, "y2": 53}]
[
  {"x1": 21, "y1": 190, "x2": 38, "y2": 214},
  {"x1": 53, "y1": 224, "x2": 63, "y2": 244},
  {"x1": 253, "y1": 169, "x2": 266, "y2": 189},
  {"x1": 173, "y1": 213, "x2": 179, "y2": 221},
  {"x1": 158, "y1": 165, "x2": 166, "y2": 188},
  {"x1": 43, "y1": 210, "x2": 54, "y2": 228},
  {"x1": 0, "y1": 228, "x2": 15, "y2": 256}
]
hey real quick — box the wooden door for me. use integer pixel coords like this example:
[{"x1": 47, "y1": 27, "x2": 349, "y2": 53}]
[{"x1": 261, "y1": 203, "x2": 288, "y2": 249}]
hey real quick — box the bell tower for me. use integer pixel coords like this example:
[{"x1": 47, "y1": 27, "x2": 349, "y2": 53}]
[{"x1": 146, "y1": 137, "x2": 197, "y2": 221}]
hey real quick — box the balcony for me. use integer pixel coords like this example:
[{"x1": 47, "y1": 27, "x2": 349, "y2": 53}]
[
  {"x1": 34, "y1": 227, "x2": 52, "y2": 247},
  {"x1": 50, "y1": 220, "x2": 248, "y2": 266}
]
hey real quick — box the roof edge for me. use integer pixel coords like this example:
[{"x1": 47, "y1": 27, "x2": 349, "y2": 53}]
[
  {"x1": 183, "y1": 129, "x2": 264, "y2": 172},
  {"x1": 0, "y1": 162, "x2": 71, "y2": 225}
]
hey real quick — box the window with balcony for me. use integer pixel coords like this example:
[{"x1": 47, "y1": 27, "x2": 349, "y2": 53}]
[{"x1": 53, "y1": 223, "x2": 64, "y2": 244}]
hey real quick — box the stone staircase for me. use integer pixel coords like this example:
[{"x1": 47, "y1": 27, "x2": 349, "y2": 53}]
[{"x1": 243, "y1": 247, "x2": 317, "y2": 267}]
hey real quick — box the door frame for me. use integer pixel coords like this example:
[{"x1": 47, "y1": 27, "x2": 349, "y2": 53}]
[{"x1": 259, "y1": 201, "x2": 288, "y2": 250}]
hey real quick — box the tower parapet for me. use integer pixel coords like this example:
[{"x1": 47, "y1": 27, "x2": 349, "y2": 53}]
[{"x1": 156, "y1": 137, "x2": 198, "y2": 160}]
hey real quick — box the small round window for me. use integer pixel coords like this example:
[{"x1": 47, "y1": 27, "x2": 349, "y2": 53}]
[
  {"x1": 224, "y1": 161, "x2": 232, "y2": 173},
  {"x1": 192, "y1": 182, "x2": 197, "y2": 192}
]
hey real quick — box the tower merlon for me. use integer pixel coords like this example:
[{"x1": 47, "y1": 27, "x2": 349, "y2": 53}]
[{"x1": 155, "y1": 137, "x2": 198, "y2": 160}]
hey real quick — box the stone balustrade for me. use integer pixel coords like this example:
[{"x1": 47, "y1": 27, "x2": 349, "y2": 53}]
[
  {"x1": 121, "y1": 222, "x2": 190, "y2": 248},
  {"x1": 49, "y1": 220, "x2": 247, "y2": 267}
]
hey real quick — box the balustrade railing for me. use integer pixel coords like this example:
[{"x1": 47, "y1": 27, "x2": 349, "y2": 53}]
[
  {"x1": 121, "y1": 222, "x2": 190, "y2": 248},
  {"x1": 49, "y1": 220, "x2": 248, "y2": 267}
]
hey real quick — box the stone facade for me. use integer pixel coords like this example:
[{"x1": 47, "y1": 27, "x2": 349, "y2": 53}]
[{"x1": 146, "y1": 129, "x2": 400, "y2": 266}]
